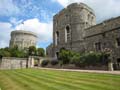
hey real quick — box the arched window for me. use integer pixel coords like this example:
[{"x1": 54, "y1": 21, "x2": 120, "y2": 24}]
[
  {"x1": 55, "y1": 31, "x2": 59, "y2": 45},
  {"x1": 65, "y1": 25, "x2": 71, "y2": 43},
  {"x1": 88, "y1": 14, "x2": 90, "y2": 20}
]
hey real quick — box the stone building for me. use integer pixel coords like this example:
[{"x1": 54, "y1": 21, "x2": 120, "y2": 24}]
[
  {"x1": 47, "y1": 3, "x2": 96, "y2": 57},
  {"x1": 46, "y1": 3, "x2": 120, "y2": 69},
  {"x1": 9, "y1": 30, "x2": 37, "y2": 49},
  {"x1": 46, "y1": 43, "x2": 54, "y2": 57}
]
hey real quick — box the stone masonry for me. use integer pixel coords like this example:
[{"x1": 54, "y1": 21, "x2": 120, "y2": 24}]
[
  {"x1": 0, "y1": 57, "x2": 34, "y2": 69},
  {"x1": 46, "y1": 3, "x2": 120, "y2": 70},
  {"x1": 10, "y1": 30, "x2": 37, "y2": 49}
]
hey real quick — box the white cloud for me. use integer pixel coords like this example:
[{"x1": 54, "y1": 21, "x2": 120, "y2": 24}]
[
  {"x1": 0, "y1": 22, "x2": 13, "y2": 48},
  {"x1": 55, "y1": 0, "x2": 120, "y2": 22},
  {"x1": 15, "y1": 18, "x2": 53, "y2": 46},
  {"x1": 9, "y1": 17, "x2": 23, "y2": 26},
  {"x1": 0, "y1": 18, "x2": 53, "y2": 48},
  {"x1": 54, "y1": 0, "x2": 70, "y2": 7}
]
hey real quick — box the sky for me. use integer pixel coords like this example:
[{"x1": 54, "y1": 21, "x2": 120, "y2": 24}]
[{"x1": 0, "y1": 0, "x2": 120, "y2": 49}]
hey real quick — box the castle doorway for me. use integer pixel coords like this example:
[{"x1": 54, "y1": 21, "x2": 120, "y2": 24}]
[
  {"x1": 117, "y1": 58, "x2": 120, "y2": 70},
  {"x1": 56, "y1": 52, "x2": 59, "y2": 59}
]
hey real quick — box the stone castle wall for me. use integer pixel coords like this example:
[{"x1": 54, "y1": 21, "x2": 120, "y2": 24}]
[
  {"x1": 10, "y1": 30, "x2": 37, "y2": 49},
  {"x1": 84, "y1": 16, "x2": 120, "y2": 62},
  {"x1": 46, "y1": 44, "x2": 54, "y2": 57},
  {"x1": 0, "y1": 57, "x2": 34, "y2": 69},
  {"x1": 46, "y1": 2, "x2": 120, "y2": 70},
  {"x1": 85, "y1": 17, "x2": 120, "y2": 38},
  {"x1": 52, "y1": 3, "x2": 96, "y2": 57}
]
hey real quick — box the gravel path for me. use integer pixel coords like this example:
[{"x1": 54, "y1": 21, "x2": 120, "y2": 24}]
[{"x1": 36, "y1": 67, "x2": 120, "y2": 75}]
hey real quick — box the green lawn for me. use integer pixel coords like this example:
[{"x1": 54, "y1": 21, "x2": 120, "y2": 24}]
[{"x1": 0, "y1": 69, "x2": 120, "y2": 90}]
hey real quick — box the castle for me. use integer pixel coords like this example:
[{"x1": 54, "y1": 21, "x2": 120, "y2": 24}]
[
  {"x1": 46, "y1": 3, "x2": 120, "y2": 69},
  {"x1": 10, "y1": 30, "x2": 37, "y2": 49},
  {"x1": 0, "y1": 30, "x2": 37, "y2": 69}
]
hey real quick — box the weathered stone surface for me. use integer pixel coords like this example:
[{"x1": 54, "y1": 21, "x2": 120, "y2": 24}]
[
  {"x1": 0, "y1": 57, "x2": 34, "y2": 69},
  {"x1": 46, "y1": 2, "x2": 120, "y2": 70},
  {"x1": 84, "y1": 16, "x2": 120, "y2": 63},
  {"x1": 9, "y1": 30, "x2": 37, "y2": 49},
  {"x1": 46, "y1": 44, "x2": 54, "y2": 57}
]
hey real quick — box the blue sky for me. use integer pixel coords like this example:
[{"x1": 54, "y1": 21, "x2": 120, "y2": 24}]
[
  {"x1": 0, "y1": 0, "x2": 62, "y2": 23},
  {"x1": 0, "y1": 0, "x2": 120, "y2": 49}
]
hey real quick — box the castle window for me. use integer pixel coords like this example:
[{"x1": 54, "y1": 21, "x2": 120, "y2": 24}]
[
  {"x1": 95, "y1": 42, "x2": 101, "y2": 51},
  {"x1": 85, "y1": 22, "x2": 88, "y2": 28},
  {"x1": 55, "y1": 31, "x2": 59, "y2": 45},
  {"x1": 88, "y1": 14, "x2": 90, "y2": 20},
  {"x1": 56, "y1": 52, "x2": 59, "y2": 59},
  {"x1": 116, "y1": 37, "x2": 120, "y2": 46},
  {"x1": 91, "y1": 16, "x2": 94, "y2": 20},
  {"x1": 65, "y1": 25, "x2": 71, "y2": 43},
  {"x1": 55, "y1": 21, "x2": 58, "y2": 26},
  {"x1": 91, "y1": 16, "x2": 94, "y2": 24},
  {"x1": 102, "y1": 33, "x2": 106, "y2": 38},
  {"x1": 65, "y1": 14, "x2": 68, "y2": 18}
]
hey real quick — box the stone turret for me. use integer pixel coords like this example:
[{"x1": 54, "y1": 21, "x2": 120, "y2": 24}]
[
  {"x1": 53, "y1": 3, "x2": 96, "y2": 45},
  {"x1": 52, "y1": 3, "x2": 96, "y2": 57},
  {"x1": 9, "y1": 30, "x2": 37, "y2": 49}
]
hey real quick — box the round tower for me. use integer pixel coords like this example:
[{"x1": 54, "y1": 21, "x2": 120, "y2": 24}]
[
  {"x1": 9, "y1": 30, "x2": 37, "y2": 49},
  {"x1": 53, "y1": 3, "x2": 96, "y2": 57},
  {"x1": 53, "y1": 3, "x2": 96, "y2": 44},
  {"x1": 66, "y1": 3, "x2": 96, "y2": 41}
]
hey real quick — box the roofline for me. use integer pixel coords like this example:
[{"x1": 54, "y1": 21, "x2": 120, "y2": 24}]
[
  {"x1": 11, "y1": 30, "x2": 38, "y2": 38},
  {"x1": 54, "y1": 2, "x2": 95, "y2": 19}
]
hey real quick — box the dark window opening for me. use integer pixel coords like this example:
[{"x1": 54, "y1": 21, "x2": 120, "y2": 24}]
[
  {"x1": 65, "y1": 14, "x2": 69, "y2": 18},
  {"x1": 0, "y1": 55, "x2": 2, "y2": 59},
  {"x1": 56, "y1": 52, "x2": 59, "y2": 59},
  {"x1": 66, "y1": 26, "x2": 70, "y2": 31},
  {"x1": 102, "y1": 33, "x2": 106, "y2": 37},
  {"x1": 95, "y1": 42, "x2": 101, "y2": 51},
  {"x1": 116, "y1": 38, "x2": 120, "y2": 46},
  {"x1": 117, "y1": 58, "x2": 120, "y2": 63},
  {"x1": 65, "y1": 26, "x2": 71, "y2": 43},
  {"x1": 56, "y1": 31, "x2": 59, "y2": 45},
  {"x1": 88, "y1": 14, "x2": 90, "y2": 20},
  {"x1": 116, "y1": 58, "x2": 120, "y2": 70}
]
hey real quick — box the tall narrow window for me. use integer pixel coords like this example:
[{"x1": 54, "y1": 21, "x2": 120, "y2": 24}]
[
  {"x1": 95, "y1": 42, "x2": 101, "y2": 51},
  {"x1": 65, "y1": 25, "x2": 70, "y2": 43},
  {"x1": 56, "y1": 52, "x2": 59, "y2": 59},
  {"x1": 116, "y1": 37, "x2": 120, "y2": 46},
  {"x1": 55, "y1": 31, "x2": 59, "y2": 45}
]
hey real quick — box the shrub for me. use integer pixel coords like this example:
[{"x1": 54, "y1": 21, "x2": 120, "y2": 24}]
[
  {"x1": 70, "y1": 53, "x2": 80, "y2": 64},
  {"x1": 58, "y1": 49, "x2": 108, "y2": 67},
  {"x1": 79, "y1": 52, "x2": 106, "y2": 67},
  {"x1": 50, "y1": 60, "x2": 59, "y2": 65},
  {"x1": 37, "y1": 48, "x2": 45, "y2": 57},
  {"x1": 41, "y1": 60, "x2": 49, "y2": 67},
  {"x1": 59, "y1": 49, "x2": 74, "y2": 64}
]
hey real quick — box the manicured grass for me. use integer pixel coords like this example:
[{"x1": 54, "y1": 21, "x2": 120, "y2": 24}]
[{"x1": 0, "y1": 69, "x2": 120, "y2": 90}]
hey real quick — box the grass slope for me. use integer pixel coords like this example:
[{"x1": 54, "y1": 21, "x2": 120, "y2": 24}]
[{"x1": 0, "y1": 69, "x2": 120, "y2": 90}]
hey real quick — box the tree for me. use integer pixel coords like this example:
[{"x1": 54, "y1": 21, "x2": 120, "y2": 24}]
[
  {"x1": 28, "y1": 46, "x2": 36, "y2": 56},
  {"x1": 70, "y1": 53, "x2": 81, "y2": 66},
  {"x1": 0, "y1": 48, "x2": 11, "y2": 57},
  {"x1": 59, "y1": 49, "x2": 106, "y2": 67},
  {"x1": 9, "y1": 46, "x2": 26, "y2": 58},
  {"x1": 0, "y1": 50, "x2": 11, "y2": 57},
  {"x1": 37, "y1": 48, "x2": 45, "y2": 57},
  {"x1": 59, "y1": 49, "x2": 74, "y2": 64}
]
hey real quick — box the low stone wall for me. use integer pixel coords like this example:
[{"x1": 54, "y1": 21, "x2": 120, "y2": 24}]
[
  {"x1": 0, "y1": 57, "x2": 34, "y2": 69},
  {"x1": 44, "y1": 64, "x2": 108, "y2": 70}
]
